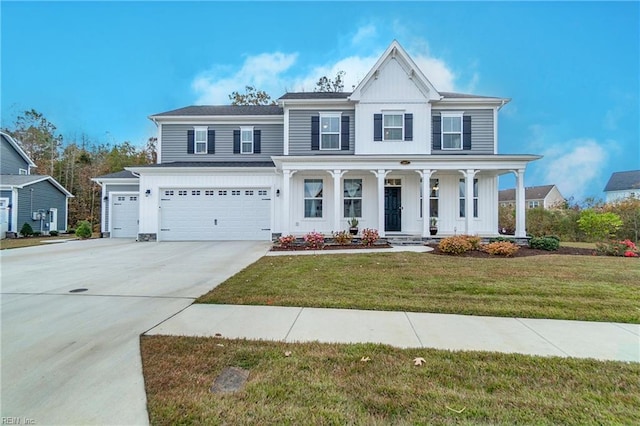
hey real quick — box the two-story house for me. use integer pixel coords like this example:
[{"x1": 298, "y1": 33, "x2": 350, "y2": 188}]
[
  {"x1": 603, "y1": 170, "x2": 640, "y2": 203},
  {"x1": 499, "y1": 184, "x2": 565, "y2": 209},
  {"x1": 0, "y1": 131, "x2": 73, "y2": 238},
  {"x1": 94, "y1": 41, "x2": 540, "y2": 242}
]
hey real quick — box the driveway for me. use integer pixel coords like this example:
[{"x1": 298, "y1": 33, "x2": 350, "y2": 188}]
[{"x1": 0, "y1": 238, "x2": 270, "y2": 425}]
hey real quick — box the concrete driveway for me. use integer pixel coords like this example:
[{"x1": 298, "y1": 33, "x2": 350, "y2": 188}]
[{"x1": 0, "y1": 238, "x2": 270, "y2": 425}]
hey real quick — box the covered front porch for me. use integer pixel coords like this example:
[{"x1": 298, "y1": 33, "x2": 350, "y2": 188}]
[{"x1": 273, "y1": 155, "x2": 540, "y2": 239}]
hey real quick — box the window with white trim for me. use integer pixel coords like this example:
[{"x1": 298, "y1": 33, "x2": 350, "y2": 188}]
[
  {"x1": 320, "y1": 113, "x2": 340, "y2": 150},
  {"x1": 241, "y1": 127, "x2": 253, "y2": 154},
  {"x1": 442, "y1": 114, "x2": 463, "y2": 149},
  {"x1": 19, "y1": 168, "x2": 28, "y2": 175},
  {"x1": 383, "y1": 113, "x2": 403, "y2": 141},
  {"x1": 459, "y1": 178, "x2": 478, "y2": 218},
  {"x1": 304, "y1": 179, "x2": 323, "y2": 218},
  {"x1": 528, "y1": 200, "x2": 540, "y2": 209},
  {"x1": 194, "y1": 127, "x2": 207, "y2": 154},
  {"x1": 343, "y1": 179, "x2": 362, "y2": 218}
]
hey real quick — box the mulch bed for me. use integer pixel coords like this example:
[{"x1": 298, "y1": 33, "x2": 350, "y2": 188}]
[
  {"x1": 271, "y1": 243, "x2": 392, "y2": 251},
  {"x1": 426, "y1": 245, "x2": 597, "y2": 258}
]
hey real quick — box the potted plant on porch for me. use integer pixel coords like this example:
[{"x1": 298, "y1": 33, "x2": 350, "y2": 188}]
[
  {"x1": 348, "y1": 217, "x2": 359, "y2": 235},
  {"x1": 429, "y1": 217, "x2": 438, "y2": 236}
]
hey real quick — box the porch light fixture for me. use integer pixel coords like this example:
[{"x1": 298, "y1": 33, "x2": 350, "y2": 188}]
[
  {"x1": 400, "y1": 160, "x2": 411, "y2": 165},
  {"x1": 103, "y1": 196, "x2": 108, "y2": 201},
  {"x1": 276, "y1": 189, "x2": 280, "y2": 197},
  {"x1": 145, "y1": 189, "x2": 151, "y2": 196}
]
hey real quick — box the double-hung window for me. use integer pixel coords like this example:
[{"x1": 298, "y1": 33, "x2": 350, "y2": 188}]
[
  {"x1": 343, "y1": 179, "x2": 362, "y2": 218},
  {"x1": 240, "y1": 127, "x2": 253, "y2": 154},
  {"x1": 459, "y1": 178, "x2": 479, "y2": 218},
  {"x1": 194, "y1": 127, "x2": 208, "y2": 154},
  {"x1": 442, "y1": 114, "x2": 463, "y2": 150},
  {"x1": 304, "y1": 179, "x2": 323, "y2": 218},
  {"x1": 320, "y1": 113, "x2": 340, "y2": 150},
  {"x1": 383, "y1": 113, "x2": 403, "y2": 141}
]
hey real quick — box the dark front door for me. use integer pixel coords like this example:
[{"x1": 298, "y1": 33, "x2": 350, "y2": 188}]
[{"x1": 384, "y1": 187, "x2": 401, "y2": 232}]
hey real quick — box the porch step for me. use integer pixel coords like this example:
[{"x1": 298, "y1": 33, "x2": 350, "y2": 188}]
[{"x1": 386, "y1": 235, "x2": 426, "y2": 246}]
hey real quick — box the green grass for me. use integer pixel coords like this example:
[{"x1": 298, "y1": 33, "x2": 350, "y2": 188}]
[
  {"x1": 561, "y1": 241, "x2": 597, "y2": 249},
  {"x1": 197, "y1": 252, "x2": 640, "y2": 323},
  {"x1": 0, "y1": 235, "x2": 77, "y2": 250},
  {"x1": 142, "y1": 336, "x2": 640, "y2": 426}
]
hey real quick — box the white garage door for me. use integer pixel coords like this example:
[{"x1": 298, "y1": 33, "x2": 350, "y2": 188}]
[
  {"x1": 159, "y1": 188, "x2": 271, "y2": 241},
  {"x1": 111, "y1": 194, "x2": 139, "y2": 238}
]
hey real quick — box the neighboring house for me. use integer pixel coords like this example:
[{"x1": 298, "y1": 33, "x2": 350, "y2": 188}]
[
  {"x1": 603, "y1": 170, "x2": 640, "y2": 203},
  {"x1": 0, "y1": 131, "x2": 73, "y2": 238},
  {"x1": 499, "y1": 184, "x2": 565, "y2": 209},
  {"x1": 93, "y1": 40, "x2": 541, "y2": 241}
]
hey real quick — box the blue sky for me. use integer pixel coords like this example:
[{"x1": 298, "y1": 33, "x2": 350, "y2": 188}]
[{"x1": 2, "y1": 1, "x2": 638, "y2": 201}]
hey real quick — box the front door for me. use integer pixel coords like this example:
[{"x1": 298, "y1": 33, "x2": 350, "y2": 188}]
[
  {"x1": 384, "y1": 187, "x2": 401, "y2": 232},
  {"x1": 49, "y1": 208, "x2": 58, "y2": 232}
]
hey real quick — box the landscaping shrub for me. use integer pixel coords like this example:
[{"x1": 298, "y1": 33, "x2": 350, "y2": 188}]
[
  {"x1": 482, "y1": 241, "x2": 520, "y2": 257},
  {"x1": 20, "y1": 222, "x2": 34, "y2": 237},
  {"x1": 361, "y1": 228, "x2": 379, "y2": 246},
  {"x1": 332, "y1": 230, "x2": 353, "y2": 245},
  {"x1": 489, "y1": 236, "x2": 515, "y2": 244},
  {"x1": 75, "y1": 221, "x2": 92, "y2": 239},
  {"x1": 49, "y1": 230, "x2": 59, "y2": 237},
  {"x1": 596, "y1": 239, "x2": 640, "y2": 257},
  {"x1": 577, "y1": 210, "x2": 623, "y2": 242},
  {"x1": 463, "y1": 235, "x2": 482, "y2": 250},
  {"x1": 32, "y1": 231, "x2": 42, "y2": 237},
  {"x1": 303, "y1": 231, "x2": 324, "y2": 249},
  {"x1": 278, "y1": 234, "x2": 296, "y2": 248},
  {"x1": 529, "y1": 236, "x2": 560, "y2": 251},
  {"x1": 438, "y1": 236, "x2": 473, "y2": 255}
]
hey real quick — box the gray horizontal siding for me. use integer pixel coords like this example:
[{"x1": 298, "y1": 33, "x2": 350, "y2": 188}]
[
  {"x1": 432, "y1": 109, "x2": 494, "y2": 154},
  {"x1": 161, "y1": 124, "x2": 283, "y2": 163},
  {"x1": 1, "y1": 135, "x2": 30, "y2": 174},
  {"x1": 289, "y1": 110, "x2": 355, "y2": 155},
  {"x1": 16, "y1": 180, "x2": 67, "y2": 232}
]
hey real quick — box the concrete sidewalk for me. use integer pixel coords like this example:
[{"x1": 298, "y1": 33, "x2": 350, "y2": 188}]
[{"x1": 146, "y1": 304, "x2": 639, "y2": 363}]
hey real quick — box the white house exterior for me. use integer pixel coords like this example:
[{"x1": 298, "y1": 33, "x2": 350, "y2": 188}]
[
  {"x1": 603, "y1": 170, "x2": 640, "y2": 203},
  {"x1": 95, "y1": 41, "x2": 541, "y2": 242}
]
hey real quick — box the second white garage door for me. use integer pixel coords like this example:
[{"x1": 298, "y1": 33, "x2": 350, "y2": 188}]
[
  {"x1": 159, "y1": 188, "x2": 271, "y2": 241},
  {"x1": 111, "y1": 194, "x2": 139, "y2": 238}
]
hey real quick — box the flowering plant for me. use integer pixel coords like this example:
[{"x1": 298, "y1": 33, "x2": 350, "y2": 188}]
[
  {"x1": 361, "y1": 228, "x2": 380, "y2": 246},
  {"x1": 596, "y1": 239, "x2": 639, "y2": 257},
  {"x1": 303, "y1": 231, "x2": 325, "y2": 249},
  {"x1": 278, "y1": 234, "x2": 296, "y2": 248},
  {"x1": 332, "y1": 230, "x2": 353, "y2": 245}
]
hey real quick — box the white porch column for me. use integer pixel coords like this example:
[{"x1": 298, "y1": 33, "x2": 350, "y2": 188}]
[
  {"x1": 372, "y1": 169, "x2": 387, "y2": 237},
  {"x1": 462, "y1": 169, "x2": 477, "y2": 235},
  {"x1": 282, "y1": 169, "x2": 294, "y2": 235},
  {"x1": 417, "y1": 170, "x2": 433, "y2": 238},
  {"x1": 329, "y1": 170, "x2": 345, "y2": 232},
  {"x1": 515, "y1": 168, "x2": 526, "y2": 238}
]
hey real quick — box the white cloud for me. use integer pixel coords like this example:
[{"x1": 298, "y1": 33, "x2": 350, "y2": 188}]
[
  {"x1": 351, "y1": 24, "x2": 377, "y2": 46},
  {"x1": 192, "y1": 52, "x2": 298, "y2": 104},
  {"x1": 537, "y1": 139, "x2": 608, "y2": 200}
]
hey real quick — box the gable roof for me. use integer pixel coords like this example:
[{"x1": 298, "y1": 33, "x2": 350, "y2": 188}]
[
  {"x1": 94, "y1": 170, "x2": 139, "y2": 180},
  {"x1": 604, "y1": 170, "x2": 640, "y2": 192},
  {"x1": 0, "y1": 174, "x2": 73, "y2": 197},
  {"x1": 1, "y1": 131, "x2": 37, "y2": 168},
  {"x1": 350, "y1": 40, "x2": 440, "y2": 102},
  {"x1": 499, "y1": 184, "x2": 557, "y2": 202},
  {"x1": 150, "y1": 105, "x2": 283, "y2": 118}
]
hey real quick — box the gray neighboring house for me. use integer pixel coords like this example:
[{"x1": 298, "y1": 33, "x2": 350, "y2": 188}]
[
  {"x1": 604, "y1": 170, "x2": 640, "y2": 203},
  {"x1": 91, "y1": 170, "x2": 139, "y2": 238},
  {"x1": 499, "y1": 184, "x2": 565, "y2": 209},
  {"x1": 0, "y1": 131, "x2": 73, "y2": 238}
]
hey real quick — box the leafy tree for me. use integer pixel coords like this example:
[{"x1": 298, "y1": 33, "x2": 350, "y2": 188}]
[
  {"x1": 229, "y1": 86, "x2": 276, "y2": 105},
  {"x1": 314, "y1": 71, "x2": 345, "y2": 92},
  {"x1": 577, "y1": 210, "x2": 623, "y2": 241},
  {"x1": 75, "y1": 220, "x2": 92, "y2": 239},
  {"x1": 603, "y1": 197, "x2": 640, "y2": 242}
]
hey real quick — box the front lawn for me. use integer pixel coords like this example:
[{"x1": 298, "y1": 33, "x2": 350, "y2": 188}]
[
  {"x1": 142, "y1": 336, "x2": 640, "y2": 425},
  {"x1": 197, "y1": 252, "x2": 640, "y2": 323}
]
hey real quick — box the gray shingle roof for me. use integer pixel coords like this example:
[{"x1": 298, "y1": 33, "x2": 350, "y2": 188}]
[
  {"x1": 151, "y1": 105, "x2": 283, "y2": 117},
  {"x1": 278, "y1": 92, "x2": 352, "y2": 100},
  {"x1": 130, "y1": 161, "x2": 275, "y2": 168},
  {"x1": 604, "y1": 170, "x2": 640, "y2": 192},
  {"x1": 499, "y1": 185, "x2": 556, "y2": 202},
  {"x1": 0, "y1": 174, "x2": 73, "y2": 196},
  {"x1": 94, "y1": 170, "x2": 139, "y2": 179}
]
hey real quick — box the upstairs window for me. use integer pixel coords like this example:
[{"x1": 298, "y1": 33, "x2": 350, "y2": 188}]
[
  {"x1": 383, "y1": 113, "x2": 403, "y2": 141},
  {"x1": 320, "y1": 113, "x2": 341, "y2": 150},
  {"x1": 194, "y1": 127, "x2": 208, "y2": 154},
  {"x1": 241, "y1": 127, "x2": 254, "y2": 154},
  {"x1": 442, "y1": 114, "x2": 463, "y2": 150}
]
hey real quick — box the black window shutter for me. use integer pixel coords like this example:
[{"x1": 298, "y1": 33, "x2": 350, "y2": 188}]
[
  {"x1": 187, "y1": 130, "x2": 195, "y2": 154},
  {"x1": 432, "y1": 115, "x2": 441, "y2": 150},
  {"x1": 463, "y1": 116, "x2": 472, "y2": 150},
  {"x1": 253, "y1": 129, "x2": 261, "y2": 154},
  {"x1": 233, "y1": 130, "x2": 240, "y2": 154},
  {"x1": 373, "y1": 114, "x2": 382, "y2": 141},
  {"x1": 341, "y1": 115, "x2": 350, "y2": 150},
  {"x1": 404, "y1": 113, "x2": 413, "y2": 141},
  {"x1": 311, "y1": 116, "x2": 320, "y2": 150},
  {"x1": 207, "y1": 129, "x2": 215, "y2": 154}
]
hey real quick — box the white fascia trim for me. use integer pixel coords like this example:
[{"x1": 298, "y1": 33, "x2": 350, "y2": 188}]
[
  {"x1": 91, "y1": 178, "x2": 139, "y2": 185},
  {"x1": 0, "y1": 131, "x2": 37, "y2": 168},
  {"x1": 150, "y1": 116, "x2": 283, "y2": 125},
  {"x1": 126, "y1": 166, "x2": 277, "y2": 176},
  {"x1": 435, "y1": 98, "x2": 510, "y2": 108},
  {"x1": 1, "y1": 177, "x2": 73, "y2": 197}
]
